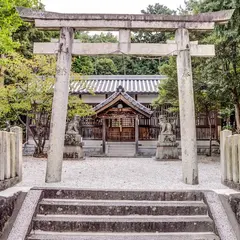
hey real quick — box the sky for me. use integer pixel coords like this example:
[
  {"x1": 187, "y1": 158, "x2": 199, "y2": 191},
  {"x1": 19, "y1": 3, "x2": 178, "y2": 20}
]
[{"x1": 41, "y1": 0, "x2": 186, "y2": 14}]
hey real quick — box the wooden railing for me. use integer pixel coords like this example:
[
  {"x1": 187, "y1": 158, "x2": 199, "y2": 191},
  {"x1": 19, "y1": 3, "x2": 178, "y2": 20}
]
[{"x1": 0, "y1": 127, "x2": 23, "y2": 189}]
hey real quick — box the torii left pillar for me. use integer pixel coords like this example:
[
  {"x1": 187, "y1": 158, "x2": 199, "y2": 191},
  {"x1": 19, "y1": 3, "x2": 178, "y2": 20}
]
[{"x1": 46, "y1": 27, "x2": 74, "y2": 183}]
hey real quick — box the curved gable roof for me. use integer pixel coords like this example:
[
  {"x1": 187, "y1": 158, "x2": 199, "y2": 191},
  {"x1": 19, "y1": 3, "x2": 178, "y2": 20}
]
[{"x1": 94, "y1": 86, "x2": 153, "y2": 118}]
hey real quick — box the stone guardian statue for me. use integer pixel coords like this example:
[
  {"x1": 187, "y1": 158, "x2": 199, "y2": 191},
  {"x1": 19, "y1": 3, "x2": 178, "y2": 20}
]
[
  {"x1": 155, "y1": 115, "x2": 179, "y2": 160},
  {"x1": 64, "y1": 115, "x2": 84, "y2": 160}
]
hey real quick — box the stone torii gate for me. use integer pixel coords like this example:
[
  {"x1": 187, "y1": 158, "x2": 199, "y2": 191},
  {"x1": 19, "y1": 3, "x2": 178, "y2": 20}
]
[{"x1": 17, "y1": 7, "x2": 234, "y2": 185}]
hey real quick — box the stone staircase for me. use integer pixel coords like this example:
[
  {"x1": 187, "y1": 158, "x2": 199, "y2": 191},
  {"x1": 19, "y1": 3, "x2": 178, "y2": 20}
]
[
  {"x1": 27, "y1": 189, "x2": 219, "y2": 240},
  {"x1": 106, "y1": 142, "x2": 136, "y2": 157}
]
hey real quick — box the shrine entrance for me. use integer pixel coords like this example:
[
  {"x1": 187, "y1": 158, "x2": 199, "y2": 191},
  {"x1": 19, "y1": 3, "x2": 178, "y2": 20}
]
[
  {"x1": 93, "y1": 86, "x2": 152, "y2": 152},
  {"x1": 107, "y1": 117, "x2": 135, "y2": 142}
]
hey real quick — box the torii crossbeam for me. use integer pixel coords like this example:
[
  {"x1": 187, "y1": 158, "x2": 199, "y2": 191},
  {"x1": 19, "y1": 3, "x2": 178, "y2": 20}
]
[{"x1": 17, "y1": 7, "x2": 234, "y2": 185}]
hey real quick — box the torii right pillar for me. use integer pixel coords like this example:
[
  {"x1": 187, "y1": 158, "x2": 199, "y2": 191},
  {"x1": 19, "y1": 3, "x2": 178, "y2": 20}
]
[{"x1": 176, "y1": 28, "x2": 198, "y2": 185}]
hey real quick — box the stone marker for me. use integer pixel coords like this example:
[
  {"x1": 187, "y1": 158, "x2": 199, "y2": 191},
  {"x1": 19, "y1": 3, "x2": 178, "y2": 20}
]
[
  {"x1": 226, "y1": 136, "x2": 233, "y2": 181},
  {"x1": 220, "y1": 129, "x2": 232, "y2": 183},
  {"x1": 11, "y1": 127, "x2": 23, "y2": 181},
  {"x1": 10, "y1": 132, "x2": 16, "y2": 178},
  {"x1": 3, "y1": 131, "x2": 11, "y2": 179},
  {"x1": 232, "y1": 134, "x2": 239, "y2": 183},
  {"x1": 0, "y1": 131, "x2": 4, "y2": 181}
]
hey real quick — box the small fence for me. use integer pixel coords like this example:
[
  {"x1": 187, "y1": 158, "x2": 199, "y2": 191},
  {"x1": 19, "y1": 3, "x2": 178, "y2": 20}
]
[
  {"x1": 0, "y1": 127, "x2": 22, "y2": 190},
  {"x1": 220, "y1": 129, "x2": 240, "y2": 189}
]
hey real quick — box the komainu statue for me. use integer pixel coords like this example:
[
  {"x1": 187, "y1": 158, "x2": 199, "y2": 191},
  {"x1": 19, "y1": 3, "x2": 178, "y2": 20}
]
[
  {"x1": 65, "y1": 115, "x2": 81, "y2": 146},
  {"x1": 155, "y1": 115, "x2": 179, "y2": 160},
  {"x1": 66, "y1": 115, "x2": 80, "y2": 135},
  {"x1": 64, "y1": 115, "x2": 84, "y2": 160},
  {"x1": 159, "y1": 115, "x2": 176, "y2": 135}
]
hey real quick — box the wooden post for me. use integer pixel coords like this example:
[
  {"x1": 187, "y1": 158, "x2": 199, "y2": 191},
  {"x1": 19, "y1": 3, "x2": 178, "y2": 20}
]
[
  {"x1": 102, "y1": 119, "x2": 106, "y2": 154},
  {"x1": 135, "y1": 116, "x2": 139, "y2": 155},
  {"x1": 175, "y1": 28, "x2": 198, "y2": 185},
  {"x1": 46, "y1": 27, "x2": 74, "y2": 183}
]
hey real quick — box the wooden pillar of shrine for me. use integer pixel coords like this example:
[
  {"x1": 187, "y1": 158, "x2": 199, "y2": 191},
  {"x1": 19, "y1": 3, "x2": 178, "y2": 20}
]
[
  {"x1": 135, "y1": 116, "x2": 139, "y2": 155},
  {"x1": 102, "y1": 118, "x2": 106, "y2": 154}
]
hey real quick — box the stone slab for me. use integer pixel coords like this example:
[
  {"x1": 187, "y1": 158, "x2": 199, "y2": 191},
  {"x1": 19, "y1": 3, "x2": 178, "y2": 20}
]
[
  {"x1": 0, "y1": 177, "x2": 20, "y2": 191},
  {"x1": 28, "y1": 231, "x2": 220, "y2": 240},
  {"x1": 7, "y1": 189, "x2": 42, "y2": 240},
  {"x1": 218, "y1": 194, "x2": 240, "y2": 240},
  {"x1": 34, "y1": 43, "x2": 215, "y2": 57},
  {"x1": 33, "y1": 214, "x2": 213, "y2": 232},
  {"x1": 204, "y1": 191, "x2": 237, "y2": 240},
  {"x1": 63, "y1": 145, "x2": 84, "y2": 160}
]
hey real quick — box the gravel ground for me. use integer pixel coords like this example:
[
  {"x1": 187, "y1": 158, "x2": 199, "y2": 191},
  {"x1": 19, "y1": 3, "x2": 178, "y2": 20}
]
[{"x1": 15, "y1": 156, "x2": 229, "y2": 191}]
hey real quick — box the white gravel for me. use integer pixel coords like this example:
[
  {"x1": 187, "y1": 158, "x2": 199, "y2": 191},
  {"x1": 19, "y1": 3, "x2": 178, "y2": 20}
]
[{"x1": 15, "y1": 156, "x2": 229, "y2": 191}]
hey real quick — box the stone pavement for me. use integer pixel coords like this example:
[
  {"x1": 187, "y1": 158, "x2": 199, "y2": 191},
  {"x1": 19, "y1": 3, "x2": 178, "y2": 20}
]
[{"x1": 10, "y1": 156, "x2": 231, "y2": 192}]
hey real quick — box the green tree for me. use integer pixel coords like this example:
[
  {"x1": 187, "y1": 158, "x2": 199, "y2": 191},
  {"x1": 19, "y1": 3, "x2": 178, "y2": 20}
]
[
  {"x1": 0, "y1": 0, "x2": 40, "y2": 54},
  {"x1": 95, "y1": 58, "x2": 117, "y2": 75},
  {"x1": 153, "y1": 57, "x2": 179, "y2": 109},
  {"x1": 184, "y1": 0, "x2": 240, "y2": 131},
  {"x1": 133, "y1": 3, "x2": 176, "y2": 44},
  {"x1": 0, "y1": 0, "x2": 41, "y2": 85},
  {"x1": 72, "y1": 56, "x2": 94, "y2": 75},
  {"x1": 0, "y1": 54, "x2": 94, "y2": 156},
  {"x1": 72, "y1": 4, "x2": 176, "y2": 76}
]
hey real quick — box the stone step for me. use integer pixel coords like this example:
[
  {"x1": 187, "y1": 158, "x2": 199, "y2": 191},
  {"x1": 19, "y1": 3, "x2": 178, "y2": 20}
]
[
  {"x1": 107, "y1": 153, "x2": 135, "y2": 157},
  {"x1": 39, "y1": 199, "x2": 208, "y2": 215},
  {"x1": 107, "y1": 142, "x2": 135, "y2": 145},
  {"x1": 28, "y1": 231, "x2": 220, "y2": 240},
  {"x1": 41, "y1": 189, "x2": 204, "y2": 201},
  {"x1": 33, "y1": 214, "x2": 214, "y2": 232},
  {"x1": 107, "y1": 149, "x2": 135, "y2": 152},
  {"x1": 107, "y1": 144, "x2": 135, "y2": 149},
  {"x1": 107, "y1": 149, "x2": 135, "y2": 153}
]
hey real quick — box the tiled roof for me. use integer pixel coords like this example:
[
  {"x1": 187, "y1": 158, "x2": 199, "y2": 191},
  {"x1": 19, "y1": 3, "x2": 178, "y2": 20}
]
[
  {"x1": 94, "y1": 86, "x2": 153, "y2": 117},
  {"x1": 70, "y1": 75, "x2": 165, "y2": 94}
]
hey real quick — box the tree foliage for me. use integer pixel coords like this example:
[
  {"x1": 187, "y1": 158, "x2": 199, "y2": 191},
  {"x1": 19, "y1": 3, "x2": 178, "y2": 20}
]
[
  {"x1": 0, "y1": 54, "x2": 94, "y2": 156},
  {"x1": 0, "y1": 0, "x2": 40, "y2": 54},
  {"x1": 154, "y1": 0, "x2": 240, "y2": 133}
]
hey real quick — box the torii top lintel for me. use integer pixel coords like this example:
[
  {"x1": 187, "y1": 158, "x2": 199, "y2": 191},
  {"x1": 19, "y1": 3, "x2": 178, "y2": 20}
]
[{"x1": 17, "y1": 7, "x2": 234, "y2": 31}]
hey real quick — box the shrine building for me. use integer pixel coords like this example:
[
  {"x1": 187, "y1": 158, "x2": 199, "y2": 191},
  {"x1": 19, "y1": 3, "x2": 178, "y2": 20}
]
[{"x1": 69, "y1": 75, "x2": 220, "y2": 157}]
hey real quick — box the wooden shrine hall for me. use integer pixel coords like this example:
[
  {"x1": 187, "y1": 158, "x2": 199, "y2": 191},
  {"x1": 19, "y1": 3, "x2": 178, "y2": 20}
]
[
  {"x1": 93, "y1": 85, "x2": 153, "y2": 154},
  {"x1": 71, "y1": 75, "x2": 220, "y2": 157}
]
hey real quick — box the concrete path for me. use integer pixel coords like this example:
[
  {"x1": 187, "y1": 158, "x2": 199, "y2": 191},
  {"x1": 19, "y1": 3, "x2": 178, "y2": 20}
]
[{"x1": 10, "y1": 156, "x2": 231, "y2": 192}]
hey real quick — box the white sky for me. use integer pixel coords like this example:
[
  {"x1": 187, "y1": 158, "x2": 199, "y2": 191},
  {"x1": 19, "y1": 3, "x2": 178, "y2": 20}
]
[{"x1": 41, "y1": 0, "x2": 185, "y2": 14}]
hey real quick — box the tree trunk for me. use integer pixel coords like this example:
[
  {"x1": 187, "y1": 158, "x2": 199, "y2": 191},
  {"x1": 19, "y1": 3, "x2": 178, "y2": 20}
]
[{"x1": 234, "y1": 103, "x2": 240, "y2": 133}]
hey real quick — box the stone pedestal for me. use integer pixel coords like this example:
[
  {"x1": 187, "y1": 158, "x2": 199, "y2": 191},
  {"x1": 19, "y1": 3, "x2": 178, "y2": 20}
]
[
  {"x1": 155, "y1": 134, "x2": 179, "y2": 160},
  {"x1": 63, "y1": 134, "x2": 84, "y2": 160}
]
